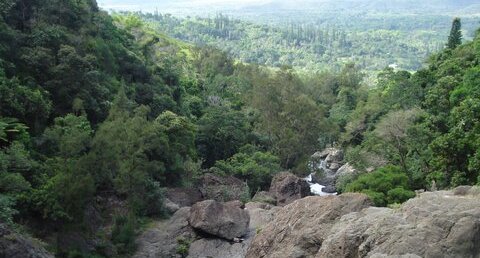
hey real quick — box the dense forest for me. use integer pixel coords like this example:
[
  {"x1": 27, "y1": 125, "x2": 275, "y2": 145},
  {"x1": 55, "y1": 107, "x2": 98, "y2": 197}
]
[
  {"x1": 1, "y1": 0, "x2": 480, "y2": 257},
  {"x1": 131, "y1": 11, "x2": 480, "y2": 72}
]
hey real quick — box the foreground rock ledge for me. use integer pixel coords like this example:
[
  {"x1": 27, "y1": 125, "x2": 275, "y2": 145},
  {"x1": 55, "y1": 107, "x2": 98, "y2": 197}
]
[
  {"x1": 247, "y1": 188, "x2": 480, "y2": 258},
  {"x1": 246, "y1": 193, "x2": 372, "y2": 258}
]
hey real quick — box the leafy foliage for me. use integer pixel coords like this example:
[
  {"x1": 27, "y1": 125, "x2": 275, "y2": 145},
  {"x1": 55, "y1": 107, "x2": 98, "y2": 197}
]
[
  {"x1": 345, "y1": 166, "x2": 415, "y2": 206},
  {"x1": 0, "y1": 2, "x2": 479, "y2": 256},
  {"x1": 211, "y1": 145, "x2": 281, "y2": 193},
  {"x1": 137, "y1": 12, "x2": 480, "y2": 71}
]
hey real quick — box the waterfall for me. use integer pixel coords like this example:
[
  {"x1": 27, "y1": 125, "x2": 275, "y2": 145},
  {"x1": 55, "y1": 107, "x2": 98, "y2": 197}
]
[
  {"x1": 304, "y1": 171, "x2": 337, "y2": 197},
  {"x1": 304, "y1": 148, "x2": 343, "y2": 196}
]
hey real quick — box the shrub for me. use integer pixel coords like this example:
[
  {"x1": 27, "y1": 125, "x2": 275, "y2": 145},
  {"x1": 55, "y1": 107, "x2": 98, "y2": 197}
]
[
  {"x1": 386, "y1": 187, "x2": 416, "y2": 205},
  {"x1": 240, "y1": 183, "x2": 251, "y2": 204},
  {"x1": 211, "y1": 147, "x2": 281, "y2": 193},
  {"x1": 0, "y1": 194, "x2": 18, "y2": 226},
  {"x1": 0, "y1": 173, "x2": 31, "y2": 194},
  {"x1": 111, "y1": 216, "x2": 136, "y2": 255},
  {"x1": 335, "y1": 172, "x2": 359, "y2": 193},
  {"x1": 345, "y1": 165, "x2": 415, "y2": 206},
  {"x1": 176, "y1": 237, "x2": 191, "y2": 257}
]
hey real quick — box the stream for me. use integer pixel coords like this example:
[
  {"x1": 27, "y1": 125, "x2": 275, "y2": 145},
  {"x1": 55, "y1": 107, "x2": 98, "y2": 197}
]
[{"x1": 304, "y1": 173, "x2": 337, "y2": 196}]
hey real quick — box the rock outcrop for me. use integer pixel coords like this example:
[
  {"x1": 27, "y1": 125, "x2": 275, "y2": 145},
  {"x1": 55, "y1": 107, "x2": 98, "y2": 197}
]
[
  {"x1": 245, "y1": 202, "x2": 281, "y2": 231},
  {"x1": 251, "y1": 191, "x2": 276, "y2": 205},
  {"x1": 134, "y1": 207, "x2": 197, "y2": 258},
  {"x1": 0, "y1": 223, "x2": 54, "y2": 258},
  {"x1": 311, "y1": 148, "x2": 346, "y2": 186},
  {"x1": 189, "y1": 200, "x2": 250, "y2": 240},
  {"x1": 134, "y1": 198, "x2": 286, "y2": 258},
  {"x1": 246, "y1": 193, "x2": 372, "y2": 258},
  {"x1": 188, "y1": 202, "x2": 280, "y2": 258},
  {"x1": 166, "y1": 188, "x2": 204, "y2": 208},
  {"x1": 199, "y1": 173, "x2": 248, "y2": 202},
  {"x1": 318, "y1": 188, "x2": 480, "y2": 258},
  {"x1": 269, "y1": 172, "x2": 311, "y2": 206},
  {"x1": 188, "y1": 238, "x2": 252, "y2": 258},
  {"x1": 247, "y1": 187, "x2": 480, "y2": 258},
  {"x1": 312, "y1": 148, "x2": 344, "y2": 170}
]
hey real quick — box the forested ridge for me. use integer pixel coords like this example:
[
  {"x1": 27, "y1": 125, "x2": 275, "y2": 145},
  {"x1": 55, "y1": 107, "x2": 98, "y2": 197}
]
[
  {"x1": 1, "y1": 0, "x2": 480, "y2": 257},
  {"x1": 134, "y1": 11, "x2": 480, "y2": 71}
]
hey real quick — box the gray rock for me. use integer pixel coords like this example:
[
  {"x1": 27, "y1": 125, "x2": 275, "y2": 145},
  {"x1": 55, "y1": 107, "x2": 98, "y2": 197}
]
[
  {"x1": 327, "y1": 162, "x2": 342, "y2": 171},
  {"x1": 187, "y1": 202, "x2": 281, "y2": 258},
  {"x1": 246, "y1": 193, "x2": 372, "y2": 258},
  {"x1": 134, "y1": 207, "x2": 197, "y2": 258},
  {"x1": 335, "y1": 163, "x2": 357, "y2": 178},
  {"x1": 164, "y1": 198, "x2": 181, "y2": 214},
  {"x1": 199, "y1": 173, "x2": 248, "y2": 202},
  {"x1": 187, "y1": 238, "x2": 251, "y2": 258},
  {"x1": 166, "y1": 188, "x2": 204, "y2": 207},
  {"x1": 245, "y1": 202, "x2": 281, "y2": 231},
  {"x1": 245, "y1": 190, "x2": 480, "y2": 258},
  {"x1": 453, "y1": 185, "x2": 473, "y2": 196},
  {"x1": 0, "y1": 223, "x2": 54, "y2": 258},
  {"x1": 324, "y1": 149, "x2": 344, "y2": 164},
  {"x1": 322, "y1": 185, "x2": 337, "y2": 193},
  {"x1": 269, "y1": 172, "x2": 311, "y2": 206},
  {"x1": 311, "y1": 148, "x2": 340, "y2": 160},
  {"x1": 318, "y1": 191, "x2": 480, "y2": 257},
  {"x1": 189, "y1": 200, "x2": 250, "y2": 240},
  {"x1": 251, "y1": 191, "x2": 276, "y2": 205}
]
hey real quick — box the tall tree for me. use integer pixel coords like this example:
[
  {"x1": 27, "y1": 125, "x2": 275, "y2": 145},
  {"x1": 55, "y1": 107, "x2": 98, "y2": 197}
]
[{"x1": 447, "y1": 18, "x2": 462, "y2": 49}]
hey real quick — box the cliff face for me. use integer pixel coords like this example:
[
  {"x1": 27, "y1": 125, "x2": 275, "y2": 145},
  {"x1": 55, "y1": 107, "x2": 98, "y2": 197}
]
[{"x1": 247, "y1": 186, "x2": 480, "y2": 258}]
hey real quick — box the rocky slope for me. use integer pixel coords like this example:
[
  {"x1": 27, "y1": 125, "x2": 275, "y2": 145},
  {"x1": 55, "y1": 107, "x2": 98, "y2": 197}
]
[
  {"x1": 0, "y1": 224, "x2": 54, "y2": 258},
  {"x1": 247, "y1": 186, "x2": 480, "y2": 258},
  {"x1": 134, "y1": 166, "x2": 480, "y2": 258}
]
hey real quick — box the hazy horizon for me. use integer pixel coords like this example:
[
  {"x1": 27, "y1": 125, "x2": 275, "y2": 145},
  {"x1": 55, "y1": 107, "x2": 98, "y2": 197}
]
[{"x1": 96, "y1": 0, "x2": 480, "y2": 16}]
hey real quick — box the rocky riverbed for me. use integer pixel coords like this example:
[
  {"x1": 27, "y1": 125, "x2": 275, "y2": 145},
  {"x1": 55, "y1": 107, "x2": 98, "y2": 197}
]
[{"x1": 132, "y1": 180, "x2": 480, "y2": 258}]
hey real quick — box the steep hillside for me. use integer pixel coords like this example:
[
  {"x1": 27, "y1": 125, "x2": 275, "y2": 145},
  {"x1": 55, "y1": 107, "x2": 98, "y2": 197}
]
[{"x1": 1, "y1": 1, "x2": 480, "y2": 257}]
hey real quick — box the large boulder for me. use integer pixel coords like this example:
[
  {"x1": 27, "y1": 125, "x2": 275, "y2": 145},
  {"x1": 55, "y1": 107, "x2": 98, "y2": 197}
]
[
  {"x1": 317, "y1": 189, "x2": 480, "y2": 257},
  {"x1": 189, "y1": 200, "x2": 250, "y2": 240},
  {"x1": 0, "y1": 223, "x2": 54, "y2": 258},
  {"x1": 187, "y1": 202, "x2": 282, "y2": 258},
  {"x1": 269, "y1": 172, "x2": 311, "y2": 206},
  {"x1": 134, "y1": 207, "x2": 197, "y2": 258},
  {"x1": 245, "y1": 193, "x2": 372, "y2": 258},
  {"x1": 199, "y1": 173, "x2": 248, "y2": 202}
]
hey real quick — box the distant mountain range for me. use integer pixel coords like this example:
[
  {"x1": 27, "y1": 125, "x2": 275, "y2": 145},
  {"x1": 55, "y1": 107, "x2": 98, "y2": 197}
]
[{"x1": 241, "y1": 0, "x2": 480, "y2": 15}]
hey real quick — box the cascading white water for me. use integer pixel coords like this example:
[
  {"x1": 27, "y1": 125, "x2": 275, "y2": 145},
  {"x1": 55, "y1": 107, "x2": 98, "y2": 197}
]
[{"x1": 304, "y1": 173, "x2": 337, "y2": 196}]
